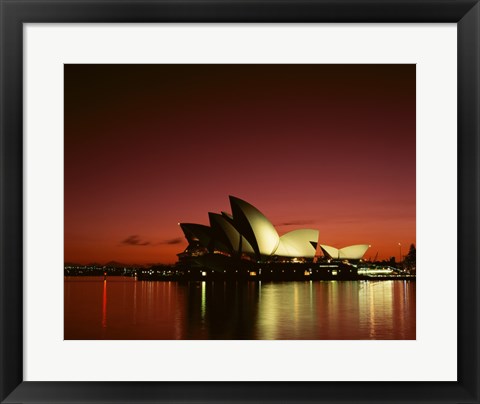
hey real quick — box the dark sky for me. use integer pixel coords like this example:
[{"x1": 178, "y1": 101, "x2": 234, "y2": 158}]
[{"x1": 64, "y1": 64, "x2": 415, "y2": 264}]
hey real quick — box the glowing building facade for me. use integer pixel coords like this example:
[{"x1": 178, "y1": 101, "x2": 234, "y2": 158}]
[{"x1": 178, "y1": 196, "x2": 369, "y2": 269}]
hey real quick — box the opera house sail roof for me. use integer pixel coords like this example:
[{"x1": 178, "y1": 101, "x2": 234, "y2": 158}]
[
  {"x1": 319, "y1": 244, "x2": 370, "y2": 260},
  {"x1": 177, "y1": 196, "x2": 369, "y2": 268}
]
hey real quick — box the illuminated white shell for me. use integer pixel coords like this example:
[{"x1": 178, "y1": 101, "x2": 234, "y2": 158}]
[
  {"x1": 338, "y1": 244, "x2": 369, "y2": 260},
  {"x1": 274, "y1": 229, "x2": 319, "y2": 258},
  {"x1": 320, "y1": 244, "x2": 369, "y2": 260},
  {"x1": 229, "y1": 196, "x2": 280, "y2": 257}
]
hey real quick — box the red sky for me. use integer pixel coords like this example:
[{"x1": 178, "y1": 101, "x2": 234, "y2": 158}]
[{"x1": 64, "y1": 64, "x2": 415, "y2": 264}]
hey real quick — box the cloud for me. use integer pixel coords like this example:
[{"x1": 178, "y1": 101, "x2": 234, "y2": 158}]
[
  {"x1": 160, "y1": 237, "x2": 183, "y2": 245},
  {"x1": 276, "y1": 220, "x2": 315, "y2": 227},
  {"x1": 121, "y1": 235, "x2": 151, "y2": 246},
  {"x1": 121, "y1": 236, "x2": 184, "y2": 247}
]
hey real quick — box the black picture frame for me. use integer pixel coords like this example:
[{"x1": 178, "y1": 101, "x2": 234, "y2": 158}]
[{"x1": 1, "y1": 1, "x2": 479, "y2": 403}]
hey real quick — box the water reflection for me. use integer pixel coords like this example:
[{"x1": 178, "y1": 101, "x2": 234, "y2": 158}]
[
  {"x1": 64, "y1": 277, "x2": 415, "y2": 340},
  {"x1": 102, "y1": 280, "x2": 107, "y2": 328}
]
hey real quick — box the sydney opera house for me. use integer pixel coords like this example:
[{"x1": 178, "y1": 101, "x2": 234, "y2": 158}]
[{"x1": 177, "y1": 196, "x2": 369, "y2": 275}]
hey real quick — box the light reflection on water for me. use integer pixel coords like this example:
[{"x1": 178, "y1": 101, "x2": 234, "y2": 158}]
[{"x1": 64, "y1": 277, "x2": 415, "y2": 340}]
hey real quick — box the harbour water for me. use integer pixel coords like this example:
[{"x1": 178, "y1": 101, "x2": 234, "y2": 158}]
[{"x1": 64, "y1": 277, "x2": 415, "y2": 340}]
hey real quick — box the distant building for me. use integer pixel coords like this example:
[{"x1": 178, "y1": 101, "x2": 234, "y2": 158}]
[{"x1": 177, "y1": 196, "x2": 369, "y2": 270}]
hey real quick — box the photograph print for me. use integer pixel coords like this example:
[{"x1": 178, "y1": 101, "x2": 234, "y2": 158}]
[{"x1": 64, "y1": 64, "x2": 416, "y2": 340}]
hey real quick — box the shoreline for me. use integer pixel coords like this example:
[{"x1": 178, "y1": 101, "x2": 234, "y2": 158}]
[{"x1": 65, "y1": 274, "x2": 415, "y2": 282}]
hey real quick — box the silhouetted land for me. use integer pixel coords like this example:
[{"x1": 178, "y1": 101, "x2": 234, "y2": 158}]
[{"x1": 65, "y1": 262, "x2": 415, "y2": 281}]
